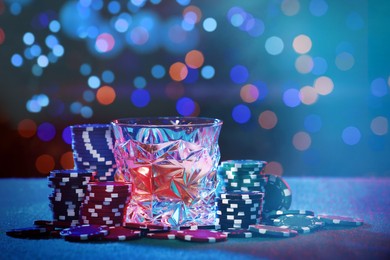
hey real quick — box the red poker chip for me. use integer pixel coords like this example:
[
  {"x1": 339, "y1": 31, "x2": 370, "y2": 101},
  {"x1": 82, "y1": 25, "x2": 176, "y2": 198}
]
[
  {"x1": 175, "y1": 230, "x2": 228, "y2": 243},
  {"x1": 124, "y1": 222, "x2": 171, "y2": 231},
  {"x1": 80, "y1": 211, "x2": 123, "y2": 219},
  {"x1": 103, "y1": 226, "x2": 142, "y2": 241},
  {"x1": 80, "y1": 205, "x2": 124, "y2": 214},
  {"x1": 83, "y1": 196, "x2": 130, "y2": 203},
  {"x1": 87, "y1": 182, "x2": 131, "y2": 192},
  {"x1": 146, "y1": 230, "x2": 178, "y2": 240},
  {"x1": 60, "y1": 224, "x2": 108, "y2": 241},
  {"x1": 86, "y1": 191, "x2": 129, "y2": 199},
  {"x1": 80, "y1": 219, "x2": 123, "y2": 226},
  {"x1": 82, "y1": 200, "x2": 127, "y2": 208}
]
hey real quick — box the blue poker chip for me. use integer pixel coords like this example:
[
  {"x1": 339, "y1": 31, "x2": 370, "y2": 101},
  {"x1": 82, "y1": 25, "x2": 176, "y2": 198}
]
[{"x1": 60, "y1": 224, "x2": 108, "y2": 241}]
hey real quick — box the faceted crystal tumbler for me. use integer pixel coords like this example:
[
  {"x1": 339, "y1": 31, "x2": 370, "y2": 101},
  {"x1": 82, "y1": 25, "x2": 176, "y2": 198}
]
[{"x1": 111, "y1": 117, "x2": 223, "y2": 227}]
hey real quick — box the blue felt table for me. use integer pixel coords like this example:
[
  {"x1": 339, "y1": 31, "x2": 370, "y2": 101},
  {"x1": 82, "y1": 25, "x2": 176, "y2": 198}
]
[{"x1": 1, "y1": 177, "x2": 389, "y2": 260}]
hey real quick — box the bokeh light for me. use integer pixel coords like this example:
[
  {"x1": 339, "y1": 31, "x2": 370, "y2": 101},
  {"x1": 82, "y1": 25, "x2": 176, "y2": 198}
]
[
  {"x1": 169, "y1": 62, "x2": 188, "y2": 81},
  {"x1": 370, "y1": 116, "x2": 388, "y2": 136},
  {"x1": 232, "y1": 104, "x2": 251, "y2": 124},
  {"x1": 35, "y1": 154, "x2": 55, "y2": 174},
  {"x1": 37, "y1": 122, "x2": 56, "y2": 142},
  {"x1": 314, "y1": 76, "x2": 334, "y2": 95},
  {"x1": 60, "y1": 151, "x2": 74, "y2": 169},
  {"x1": 299, "y1": 86, "x2": 318, "y2": 105},
  {"x1": 265, "y1": 36, "x2": 284, "y2": 55},
  {"x1": 240, "y1": 84, "x2": 259, "y2": 103},
  {"x1": 185, "y1": 50, "x2": 204, "y2": 69},
  {"x1": 370, "y1": 77, "x2": 388, "y2": 97},
  {"x1": 203, "y1": 17, "x2": 217, "y2": 32},
  {"x1": 62, "y1": 126, "x2": 72, "y2": 145},
  {"x1": 96, "y1": 85, "x2": 116, "y2": 105},
  {"x1": 309, "y1": 0, "x2": 328, "y2": 16},
  {"x1": 230, "y1": 65, "x2": 249, "y2": 84},
  {"x1": 295, "y1": 55, "x2": 314, "y2": 74},
  {"x1": 293, "y1": 34, "x2": 312, "y2": 54},
  {"x1": 17, "y1": 119, "x2": 37, "y2": 138},
  {"x1": 342, "y1": 126, "x2": 361, "y2": 145},
  {"x1": 176, "y1": 97, "x2": 195, "y2": 116},
  {"x1": 335, "y1": 52, "x2": 355, "y2": 71},
  {"x1": 258, "y1": 110, "x2": 278, "y2": 130},
  {"x1": 293, "y1": 131, "x2": 312, "y2": 151},
  {"x1": 264, "y1": 161, "x2": 284, "y2": 176},
  {"x1": 151, "y1": 64, "x2": 166, "y2": 79},
  {"x1": 283, "y1": 88, "x2": 301, "y2": 107},
  {"x1": 131, "y1": 89, "x2": 150, "y2": 107},
  {"x1": 281, "y1": 0, "x2": 300, "y2": 16},
  {"x1": 201, "y1": 65, "x2": 215, "y2": 79}
]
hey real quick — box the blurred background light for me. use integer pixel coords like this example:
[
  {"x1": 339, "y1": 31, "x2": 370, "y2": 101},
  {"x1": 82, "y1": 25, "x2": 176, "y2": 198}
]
[{"x1": 0, "y1": 0, "x2": 389, "y2": 178}]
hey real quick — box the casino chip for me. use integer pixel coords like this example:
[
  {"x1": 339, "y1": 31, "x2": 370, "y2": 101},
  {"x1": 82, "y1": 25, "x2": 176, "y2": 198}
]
[
  {"x1": 102, "y1": 226, "x2": 142, "y2": 241},
  {"x1": 179, "y1": 225, "x2": 221, "y2": 230},
  {"x1": 47, "y1": 169, "x2": 95, "y2": 224},
  {"x1": 317, "y1": 215, "x2": 364, "y2": 226},
  {"x1": 217, "y1": 160, "x2": 268, "y2": 194},
  {"x1": 60, "y1": 224, "x2": 108, "y2": 241},
  {"x1": 124, "y1": 222, "x2": 171, "y2": 232},
  {"x1": 220, "y1": 191, "x2": 264, "y2": 200},
  {"x1": 175, "y1": 229, "x2": 228, "y2": 243},
  {"x1": 146, "y1": 230, "x2": 179, "y2": 240},
  {"x1": 262, "y1": 174, "x2": 292, "y2": 213},
  {"x1": 6, "y1": 226, "x2": 51, "y2": 238},
  {"x1": 70, "y1": 124, "x2": 117, "y2": 181},
  {"x1": 272, "y1": 214, "x2": 323, "y2": 234},
  {"x1": 216, "y1": 190, "x2": 263, "y2": 230},
  {"x1": 248, "y1": 224, "x2": 298, "y2": 237},
  {"x1": 221, "y1": 229, "x2": 258, "y2": 238},
  {"x1": 263, "y1": 209, "x2": 315, "y2": 220},
  {"x1": 80, "y1": 181, "x2": 131, "y2": 226}
]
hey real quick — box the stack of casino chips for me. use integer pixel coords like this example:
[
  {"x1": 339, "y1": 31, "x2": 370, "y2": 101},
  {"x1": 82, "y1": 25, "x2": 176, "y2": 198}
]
[
  {"x1": 70, "y1": 124, "x2": 116, "y2": 181},
  {"x1": 79, "y1": 182, "x2": 131, "y2": 227},
  {"x1": 215, "y1": 191, "x2": 264, "y2": 230},
  {"x1": 48, "y1": 169, "x2": 95, "y2": 226},
  {"x1": 217, "y1": 160, "x2": 268, "y2": 193}
]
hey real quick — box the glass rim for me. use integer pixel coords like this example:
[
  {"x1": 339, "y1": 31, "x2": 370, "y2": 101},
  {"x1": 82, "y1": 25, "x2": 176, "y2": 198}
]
[{"x1": 111, "y1": 117, "x2": 223, "y2": 128}]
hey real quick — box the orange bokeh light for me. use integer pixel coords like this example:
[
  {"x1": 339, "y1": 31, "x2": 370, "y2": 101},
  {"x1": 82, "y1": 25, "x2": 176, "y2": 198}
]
[
  {"x1": 60, "y1": 151, "x2": 75, "y2": 169},
  {"x1": 185, "y1": 50, "x2": 204, "y2": 69},
  {"x1": 263, "y1": 161, "x2": 284, "y2": 176},
  {"x1": 169, "y1": 62, "x2": 188, "y2": 81},
  {"x1": 17, "y1": 118, "x2": 37, "y2": 138},
  {"x1": 35, "y1": 154, "x2": 55, "y2": 174},
  {"x1": 96, "y1": 85, "x2": 116, "y2": 105}
]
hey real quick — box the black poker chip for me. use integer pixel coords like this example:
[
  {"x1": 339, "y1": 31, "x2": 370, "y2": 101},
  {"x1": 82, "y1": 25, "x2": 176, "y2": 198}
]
[
  {"x1": 221, "y1": 228, "x2": 258, "y2": 238},
  {"x1": 6, "y1": 226, "x2": 51, "y2": 238},
  {"x1": 272, "y1": 214, "x2": 324, "y2": 233},
  {"x1": 262, "y1": 174, "x2": 292, "y2": 213},
  {"x1": 317, "y1": 215, "x2": 364, "y2": 226},
  {"x1": 248, "y1": 224, "x2": 298, "y2": 237},
  {"x1": 263, "y1": 209, "x2": 315, "y2": 219}
]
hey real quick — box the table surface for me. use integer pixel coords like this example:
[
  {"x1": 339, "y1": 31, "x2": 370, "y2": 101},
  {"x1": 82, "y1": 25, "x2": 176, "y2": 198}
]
[{"x1": 1, "y1": 177, "x2": 389, "y2": 260}]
